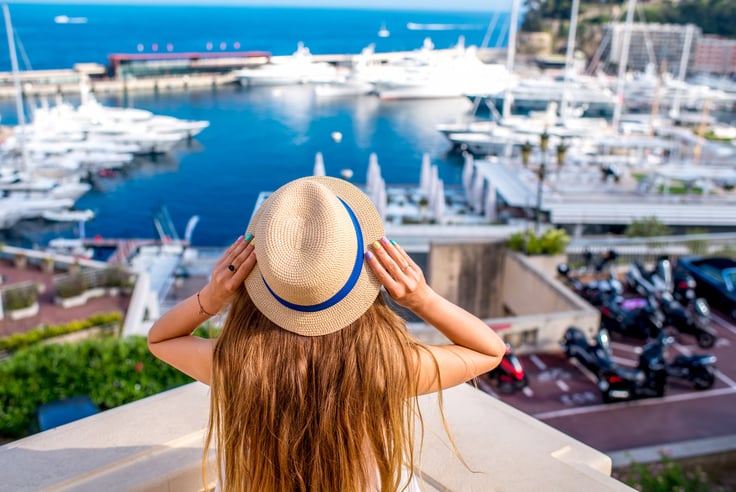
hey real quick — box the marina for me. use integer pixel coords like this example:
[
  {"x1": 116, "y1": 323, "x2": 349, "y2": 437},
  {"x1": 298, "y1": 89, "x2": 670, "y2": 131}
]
[{"x1": 0, "y1": 1, "x2": 733, "y2": 250}]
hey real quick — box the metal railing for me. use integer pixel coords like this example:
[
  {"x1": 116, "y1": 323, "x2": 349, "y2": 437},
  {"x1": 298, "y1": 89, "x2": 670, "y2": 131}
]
[{"x1": 567, "y1": 232, "x2": 736, "y2": 266}]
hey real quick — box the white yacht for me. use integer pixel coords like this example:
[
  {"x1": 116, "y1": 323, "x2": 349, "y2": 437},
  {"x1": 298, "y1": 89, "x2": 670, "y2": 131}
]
[
  {"x1": 233, "y1": 42, "x2": 340, "y2": 87},
  {"x1": 354, "y1": 38, "x2": 515, "y2": 101}
]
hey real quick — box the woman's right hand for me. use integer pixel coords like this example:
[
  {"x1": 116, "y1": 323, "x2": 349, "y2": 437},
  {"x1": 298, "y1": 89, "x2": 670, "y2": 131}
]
[
  {"x1": 365, "y1": 236, "x2": 434, "y2": 315},
  {"x1": 199, "y1": 234, "x2": 256, "y2": 314}
]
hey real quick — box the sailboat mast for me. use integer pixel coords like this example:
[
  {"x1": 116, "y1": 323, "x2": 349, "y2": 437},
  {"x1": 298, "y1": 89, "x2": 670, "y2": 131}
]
[
  {"x1": 560, "y1": 0, "x2": 580, "y2": 122},
  {"x1": 502, "y1": 0, "x2": 520, "y2": 119},
  {"x1": 612, "y1": 0, "x2": 637, "y2": 130},
  {"x1": 3, "y1": 3, "x2": 27, "y2": 171},
  {"x1": 670, "y1": 23, "x2": 695, "y2": 118}
]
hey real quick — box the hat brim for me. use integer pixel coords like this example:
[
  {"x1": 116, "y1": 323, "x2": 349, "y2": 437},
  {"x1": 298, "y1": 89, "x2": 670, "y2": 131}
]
[{"x1": 244, "y1": 176, "x2": 384, "y2": 336}]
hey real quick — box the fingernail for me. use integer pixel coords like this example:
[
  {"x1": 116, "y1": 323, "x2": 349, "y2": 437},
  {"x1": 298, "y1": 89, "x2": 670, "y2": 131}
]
[
  {"x1": 244, "y1": 233, "x2": 253, "y2": 242},
  {"x1": 365, "y1": 251, "x2": 373, "y2": 260},
  {"x1": 381, "y1": 236, "x2": 390, "y2": 245},
  {"x1": 237, "y1": 235, "x2": 244, "y2": 242},
  {"x1": 390, "y1": 239, "x2": 397, "y2": 246},
  {"x1": 251, "y1": 239, "x2": 256, "y2": 247},
  {"x1": 372, "y1": 241, "x2": 381, "y2": 250}
]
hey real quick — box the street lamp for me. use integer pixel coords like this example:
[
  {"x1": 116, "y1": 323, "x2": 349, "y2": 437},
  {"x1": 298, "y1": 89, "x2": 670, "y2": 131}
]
[{"x1": 535, "y1": 129, "x2": 550, "y2": 233}]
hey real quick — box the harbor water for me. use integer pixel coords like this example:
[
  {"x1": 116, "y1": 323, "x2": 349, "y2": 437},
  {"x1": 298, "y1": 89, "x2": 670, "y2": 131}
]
[{"x1": 0, "y1": 4, "x2": 508, "y2": 247}]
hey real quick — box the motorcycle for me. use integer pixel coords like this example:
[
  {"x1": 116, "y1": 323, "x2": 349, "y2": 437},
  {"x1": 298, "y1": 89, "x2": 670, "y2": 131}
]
[
  {"x1": 561, "y1": 326, "x2": 667, "y2": 403},
  {"x1": 486, "y1": 343, "x2": 528, "y2": 393},
  {"x1": 598, "y1": 292, "x2": 663, "y2": 340},
  {"x1": 560, "y1": 326, "x2": 616, "y2": 377},
  {"x1": 639, "y1": 332, "x2": 717, "y2": 390},
  {"x1": 627, "y1": 260, "x2": 716, "y2": 348},
  {"x1": 557, "y1": 263, "x2": 622, "y2": 307}
]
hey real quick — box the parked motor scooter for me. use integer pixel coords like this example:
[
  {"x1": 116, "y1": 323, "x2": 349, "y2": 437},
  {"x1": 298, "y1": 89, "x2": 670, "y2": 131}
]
[
  {"x1": 560, "y1": 326, "x2": 617, "y2": 377},
  {"x1": 639, "y1": 332, "x2": 717, "y2": 390},
  {"x1": 598, "y1": 291, "x2": 663, "y2": 340},
  {"x1": 557, "y1": 263, "x2": 620, "y2": 306},
  {"x1": 486, "y1": 343, "x2": 528, "y2": 393},
  {"x1": 627, "y1": 260, "x2": 716, "y2": 348},
  {"x1": 561, "y1": 326, "x2": 667, "y2": 403}
]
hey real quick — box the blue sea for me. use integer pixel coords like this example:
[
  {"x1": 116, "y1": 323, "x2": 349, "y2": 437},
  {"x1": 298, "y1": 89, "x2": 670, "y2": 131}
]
[{"x1": 0, "y1": 3, "x2": 511, "y2": 247}]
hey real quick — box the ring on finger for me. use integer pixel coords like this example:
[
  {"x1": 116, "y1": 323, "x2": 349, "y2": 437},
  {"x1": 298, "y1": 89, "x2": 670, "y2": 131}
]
[{"x1": 228, "y1": 264, "x2": 236, "y2": 272}]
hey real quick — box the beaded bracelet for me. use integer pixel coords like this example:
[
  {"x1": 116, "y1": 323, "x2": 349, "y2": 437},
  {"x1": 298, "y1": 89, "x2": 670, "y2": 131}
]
[{"x1": 196, "y1": 290, "x2": 216, "y2": 317}]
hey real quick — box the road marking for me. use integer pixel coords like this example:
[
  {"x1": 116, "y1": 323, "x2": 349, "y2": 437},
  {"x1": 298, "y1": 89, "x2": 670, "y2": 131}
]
[
  {"x1": 534, "y1": 386, "x2": 736, "y2": 420},
  {"x1": 715, "y1": 370, "x2": 736, "y2": 390},
  {"x1": 674, "y1": 343, "x2": 692, "y2": 356},
  {"x1": 710, "y1": 312, "x2": 736, "y2": 335},
  {"x1": 611, "y1": 355, "x2": 638, "y2": 367},
  {"x1": 610, "y1": 342, "x2": 642, "y2": 354},
  {"x1": 567, "y1": 358, "x2": 599, "y2": 384},
  {"x1": 529, "y1": 354, "x2": 547, "y2": 370},
  {"x1": 715, "y1": 338, "x2": 731, "y2": 348},
  {"x1": 537, "y1": 368, "x2": 572, "y2": 382},
  {"x1": 522, "y1": 386, "x2": 534, "y2": 397},
  {"x1": 556, "y1": 380, "x2": 570, "y2": 392}
]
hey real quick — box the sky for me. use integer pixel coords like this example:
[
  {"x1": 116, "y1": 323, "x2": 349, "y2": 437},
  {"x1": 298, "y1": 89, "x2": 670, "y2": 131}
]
[{"x1": 6, "y1": 0, "x2": 511, "y2": 12}]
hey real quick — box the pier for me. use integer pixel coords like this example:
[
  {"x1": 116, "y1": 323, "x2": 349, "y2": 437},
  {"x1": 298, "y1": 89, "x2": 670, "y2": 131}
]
[{"x1": 0, "y1": 47, "x2": 503, "y2": 99}]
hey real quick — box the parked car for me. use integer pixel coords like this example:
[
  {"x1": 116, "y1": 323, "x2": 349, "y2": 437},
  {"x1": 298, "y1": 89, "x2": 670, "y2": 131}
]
[{"x1": 676, "y1": 256, "x2": 736, "y2": 321}]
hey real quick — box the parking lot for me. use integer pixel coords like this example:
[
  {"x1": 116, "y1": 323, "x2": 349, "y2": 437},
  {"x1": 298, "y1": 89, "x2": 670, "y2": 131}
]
[{"x1": 478, "y1": 309, "x2": 736, "y2": 453}]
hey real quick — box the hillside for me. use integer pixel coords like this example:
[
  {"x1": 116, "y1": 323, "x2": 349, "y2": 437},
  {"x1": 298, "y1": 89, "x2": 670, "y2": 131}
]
[{"x1": 521, "y1": 0, "x2": 736, "y2": 60}]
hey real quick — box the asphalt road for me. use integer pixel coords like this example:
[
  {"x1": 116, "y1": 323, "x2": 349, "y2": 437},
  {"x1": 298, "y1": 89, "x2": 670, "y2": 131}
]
[{"x1": 479, "y1": 309, "x2": 736, "y2": 453}]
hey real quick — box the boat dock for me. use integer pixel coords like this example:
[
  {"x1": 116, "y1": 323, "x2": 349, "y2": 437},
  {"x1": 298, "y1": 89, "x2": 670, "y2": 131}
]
[{"x1": 0, "y1": 47, "x2": 504, "y2": 99}]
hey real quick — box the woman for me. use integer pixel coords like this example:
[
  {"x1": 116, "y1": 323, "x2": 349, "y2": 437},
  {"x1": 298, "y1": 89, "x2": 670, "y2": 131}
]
[{"x1": 148, "y1": 176, "x2": 505, "y2": 491}]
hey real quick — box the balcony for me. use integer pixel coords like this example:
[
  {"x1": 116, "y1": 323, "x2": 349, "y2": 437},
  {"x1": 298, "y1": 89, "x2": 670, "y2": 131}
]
[{"x1": 0, "y1": 382, "x2": 632, "y2": 491}]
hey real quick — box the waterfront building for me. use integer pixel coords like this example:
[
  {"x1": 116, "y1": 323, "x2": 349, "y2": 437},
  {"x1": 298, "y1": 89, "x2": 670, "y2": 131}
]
[
  {"x1": 692, "y1": 35, "x2": 736, "y2": 76},
  {"x1": 603, "y1": 22, "x2": 701, "y2": 75},
  {"x1": 107, "y1": 51, "x2": 271, "y2": 79}
]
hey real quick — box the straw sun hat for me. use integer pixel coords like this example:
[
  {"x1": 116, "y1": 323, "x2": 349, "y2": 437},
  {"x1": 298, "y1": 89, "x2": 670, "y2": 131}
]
[{"x1": 244, "y1": 176, "x2": 385, "y2": 336}]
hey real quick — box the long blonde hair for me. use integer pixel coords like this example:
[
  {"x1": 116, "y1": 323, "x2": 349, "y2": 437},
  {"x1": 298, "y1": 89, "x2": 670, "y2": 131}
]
[{"x1": 203, "y1": 286, "x2": 431, "y2": 491}]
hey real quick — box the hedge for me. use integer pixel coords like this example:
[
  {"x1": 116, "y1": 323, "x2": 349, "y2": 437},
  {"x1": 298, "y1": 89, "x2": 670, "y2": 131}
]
[
  {"x1": 0, "y1": 312, "x2": 123, "y2": 353},
  {"x1": 0, "y1": 335, "x2": 194, "y2": 439}
]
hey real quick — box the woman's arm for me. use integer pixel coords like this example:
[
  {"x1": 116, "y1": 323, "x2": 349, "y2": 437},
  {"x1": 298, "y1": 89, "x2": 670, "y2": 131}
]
[
  {"x1": 366, "y1": 237, "x2": 505, "y2": 394},
  {"x1": 147, "y1": 235, "x2": 256, "y2": 384}
]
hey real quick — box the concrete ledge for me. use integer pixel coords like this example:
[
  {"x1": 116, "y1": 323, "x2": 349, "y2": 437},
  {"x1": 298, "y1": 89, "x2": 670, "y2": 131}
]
[
  {"x1": 0, "y1": 382, "x2": 632, "y2": 491},
  {"x1": 609, "y1": 434, "x2": 736, "y2": 467}
]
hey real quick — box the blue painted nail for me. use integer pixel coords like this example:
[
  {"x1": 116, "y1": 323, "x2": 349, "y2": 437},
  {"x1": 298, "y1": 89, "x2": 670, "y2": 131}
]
[
  {"x1": 390, "y1": 239, "x2": 397, "y2": 246},
  {"x1": 245, "y1": 233, "x2": 253, "y2": 242},
  {"x1": 365, "y1": 251, "x2": 374, "y2": 260}
]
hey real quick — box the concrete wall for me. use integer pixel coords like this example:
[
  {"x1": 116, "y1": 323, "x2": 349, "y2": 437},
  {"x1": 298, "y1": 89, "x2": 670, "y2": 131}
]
[
  {"x1": 0, "y1": 382, "x2": 633, "y2": 492},
  {"x1": 503, "y1": 252, "x2": 587, "y2": 316},
  {"x1": 423, "y1": 243, "x2": 600, "y2": 354},
  {"x1": 428, "y1": 240, "x2": 507, "y2": 319}
]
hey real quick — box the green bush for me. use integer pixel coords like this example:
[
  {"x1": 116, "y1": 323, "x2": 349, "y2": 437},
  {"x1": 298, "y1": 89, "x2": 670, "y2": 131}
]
[
  {"x1": 55, "y1": 274, "x2": 88, "y2": 299},
  {"x1": 507, "y1": 229, "x2": 570, "y2": 255},
  {"x1": 0, "y1": 335, "x2": 194, "y2": 439},
  {"x1": 0, "y1": 312, "x2": 123, "y2": 352},
  {"x1": 626, "y1": 217, "x2": 671, "y2": 238},
  {"x1": 2, "y1": 285, "x2": 38, "y2": 311},
  {"x1": 613, "y1": 454, "x2": 733, "y2": 492}
]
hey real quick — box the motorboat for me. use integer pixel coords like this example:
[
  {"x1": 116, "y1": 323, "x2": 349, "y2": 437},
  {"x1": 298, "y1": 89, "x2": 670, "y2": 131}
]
[
  {"x1": 313, "y1": 78, "x2": 375, "y2": 98},
  {"x1": 0, "y1": 196, "x2": 75, "y2": 229},
  {"x1": 233, "y1": 42, "x2": 340, "y2": 87},
  {"x1": 42, "y1": 208, "x2": 95, "y2": 222},
  {"x1": 355, "y1": 38, "x2": 515, "y2": 101}
]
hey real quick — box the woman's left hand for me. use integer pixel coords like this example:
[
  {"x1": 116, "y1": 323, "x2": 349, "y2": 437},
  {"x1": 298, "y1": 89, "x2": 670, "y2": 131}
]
[
  {"x1": 199, "y1": 234, "x2": 256, "y2": 314},
  {"x1": 365, "y1": 236, "x2": 432, "y2": 314}
]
